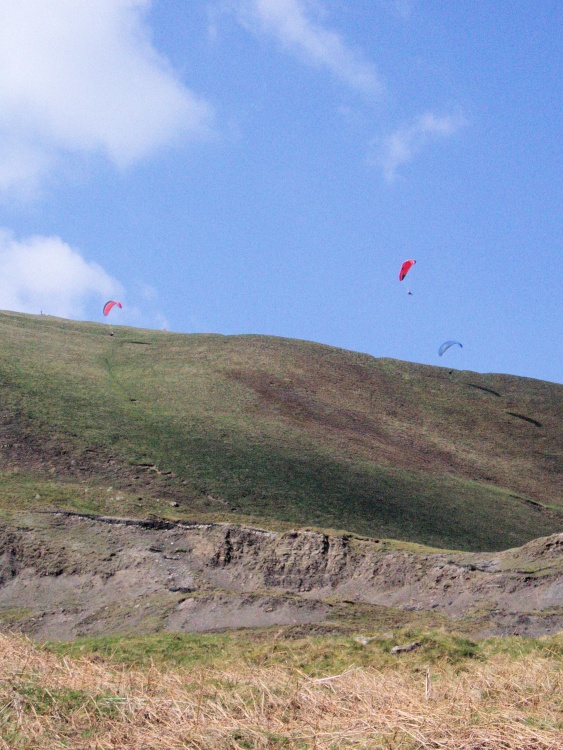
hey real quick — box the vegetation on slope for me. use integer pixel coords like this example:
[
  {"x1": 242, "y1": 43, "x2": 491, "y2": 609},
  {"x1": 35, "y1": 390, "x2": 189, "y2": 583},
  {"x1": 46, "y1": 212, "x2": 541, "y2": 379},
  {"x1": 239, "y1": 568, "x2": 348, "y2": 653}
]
[
  {"x1": 0, "y1": 311, "x2": 561, "y2": 551},
  {"x1": 2, "y1": 629, "x2": 562, "y2": 749}
]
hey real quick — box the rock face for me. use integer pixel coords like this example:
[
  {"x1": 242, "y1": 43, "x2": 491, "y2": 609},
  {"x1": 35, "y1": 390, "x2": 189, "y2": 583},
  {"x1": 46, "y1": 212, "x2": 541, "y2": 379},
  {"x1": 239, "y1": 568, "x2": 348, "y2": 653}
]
[{"x1": 1, "y1": 512, "x2": 562, "y2": 640}]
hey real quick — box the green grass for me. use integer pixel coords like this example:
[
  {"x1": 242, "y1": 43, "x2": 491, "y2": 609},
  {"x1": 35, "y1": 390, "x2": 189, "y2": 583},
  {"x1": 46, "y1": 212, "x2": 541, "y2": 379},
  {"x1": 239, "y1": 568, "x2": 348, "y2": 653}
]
[
  {"x1": 0, "y1": 311, "x2": 561, "y2": 550},
  {"x1": 10, "y1": 684, "x2": 121, "y2": 719},
  {"x1": 44, "y1": 627, "x2": 563, "y2": 678},
  {"x1": 45, "y1": 628, "x2": 481, "y2": 675}
]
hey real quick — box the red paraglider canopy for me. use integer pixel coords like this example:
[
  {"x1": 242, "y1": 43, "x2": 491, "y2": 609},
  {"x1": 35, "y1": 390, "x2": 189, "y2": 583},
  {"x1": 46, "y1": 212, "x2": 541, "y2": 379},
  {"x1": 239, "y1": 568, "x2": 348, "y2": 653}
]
[
  {"x1": 103, "y1": 300, "x2": 122, "y2": 317},
  {"x1": 399, "y1": 259, "x2": 416, "y2": 281}
]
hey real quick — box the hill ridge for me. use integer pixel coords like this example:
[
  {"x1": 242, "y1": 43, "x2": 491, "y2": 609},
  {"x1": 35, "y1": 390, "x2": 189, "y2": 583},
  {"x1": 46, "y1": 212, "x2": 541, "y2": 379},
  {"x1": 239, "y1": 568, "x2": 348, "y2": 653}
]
[{"x1": 0, "y1": 311, "x2": 560, "y2": 551}]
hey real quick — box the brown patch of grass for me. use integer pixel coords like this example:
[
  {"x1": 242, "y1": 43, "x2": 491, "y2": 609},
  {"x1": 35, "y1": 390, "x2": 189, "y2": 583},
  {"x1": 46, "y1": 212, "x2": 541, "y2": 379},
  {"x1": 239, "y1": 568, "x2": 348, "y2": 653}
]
[{"x1": 1, "y1": 632, "x2": 561, "y2": 749}]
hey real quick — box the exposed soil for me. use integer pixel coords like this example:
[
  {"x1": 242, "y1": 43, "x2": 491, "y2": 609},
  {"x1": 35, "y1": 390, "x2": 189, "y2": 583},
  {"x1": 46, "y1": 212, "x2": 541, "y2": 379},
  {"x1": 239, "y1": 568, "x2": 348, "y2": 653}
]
[
  {"x1": 1, "y1": 512, "x2": 561, "y2": 641},
  {"x1": 227, "y1": 358, "x2": 563, "y2": 505}
]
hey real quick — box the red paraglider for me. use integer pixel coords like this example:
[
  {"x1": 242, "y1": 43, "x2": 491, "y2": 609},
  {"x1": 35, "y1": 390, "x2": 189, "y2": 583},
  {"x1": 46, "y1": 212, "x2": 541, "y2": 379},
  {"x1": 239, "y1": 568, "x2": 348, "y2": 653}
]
[
  {"x1": 103, "y1": 300, "x2": 122, "y2": 317},
  {"x1": 399, "y1": 259, "x2": 416, "y2": 281}
]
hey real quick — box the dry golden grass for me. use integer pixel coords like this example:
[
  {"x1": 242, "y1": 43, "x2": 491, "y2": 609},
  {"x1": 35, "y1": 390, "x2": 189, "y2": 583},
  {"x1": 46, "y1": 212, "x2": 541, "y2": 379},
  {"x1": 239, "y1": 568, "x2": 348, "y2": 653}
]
[{"x1": 1, "y1": 632, "x2": 561, "y2": 749}]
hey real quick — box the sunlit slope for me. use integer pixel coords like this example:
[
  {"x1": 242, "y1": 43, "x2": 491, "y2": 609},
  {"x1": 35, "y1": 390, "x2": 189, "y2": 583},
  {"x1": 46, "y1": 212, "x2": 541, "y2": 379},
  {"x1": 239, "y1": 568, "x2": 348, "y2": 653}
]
[{"x1": 0, "y1": 311, "x2": 561, "y2": 551}]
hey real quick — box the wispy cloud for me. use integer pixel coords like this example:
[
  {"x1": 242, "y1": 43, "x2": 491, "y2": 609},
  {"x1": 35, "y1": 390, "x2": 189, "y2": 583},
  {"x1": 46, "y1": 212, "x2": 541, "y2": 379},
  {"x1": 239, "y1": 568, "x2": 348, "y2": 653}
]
[
  {"x1": 0, "y1": 231, "x2": 123, "y2": 318},
  {"x1": 387, "y1": 0, "x2": 415, "y2": 22},
  {"x1": 233, "y1": 0, "x2": 382, "y2": 95},
  {"x1": 375, "y1": 111, "x2": 465, "y2": 180},
  {"x1": 0, "y1": 0, "x2": 213, "y2": 197}
]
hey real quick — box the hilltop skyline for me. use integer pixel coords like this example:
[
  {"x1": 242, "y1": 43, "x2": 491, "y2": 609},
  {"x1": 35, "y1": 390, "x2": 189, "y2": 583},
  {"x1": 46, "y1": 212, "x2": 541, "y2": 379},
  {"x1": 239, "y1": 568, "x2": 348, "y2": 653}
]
[{"x1": 0, "y1": 1, "x2": 560, "y2": 383}]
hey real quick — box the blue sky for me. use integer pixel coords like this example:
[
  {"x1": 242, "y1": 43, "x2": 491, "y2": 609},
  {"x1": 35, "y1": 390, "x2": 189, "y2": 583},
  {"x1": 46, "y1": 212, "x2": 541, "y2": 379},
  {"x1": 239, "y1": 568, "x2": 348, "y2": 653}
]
[{"x1": 0, "y1": 0, "x2": 560, "y2": 383}]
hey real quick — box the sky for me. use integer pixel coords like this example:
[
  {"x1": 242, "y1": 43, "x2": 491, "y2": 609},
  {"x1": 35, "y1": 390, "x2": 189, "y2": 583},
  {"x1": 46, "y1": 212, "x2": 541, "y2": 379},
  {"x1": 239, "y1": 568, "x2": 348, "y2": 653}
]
[{"x1": 0, "y1": 0, "x2": 560, "y2": 383}]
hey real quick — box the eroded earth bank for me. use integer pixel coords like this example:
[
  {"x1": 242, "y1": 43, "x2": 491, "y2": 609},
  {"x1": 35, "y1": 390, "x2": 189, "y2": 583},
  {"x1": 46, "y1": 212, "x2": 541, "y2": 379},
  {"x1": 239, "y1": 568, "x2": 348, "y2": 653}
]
[{"x1": 1, "y1": 512, "x2": 562, "y2": 640}]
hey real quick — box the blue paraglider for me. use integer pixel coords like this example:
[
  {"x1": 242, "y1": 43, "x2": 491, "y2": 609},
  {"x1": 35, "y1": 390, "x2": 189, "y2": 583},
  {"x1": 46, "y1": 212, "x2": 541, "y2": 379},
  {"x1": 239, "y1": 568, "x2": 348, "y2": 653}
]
[{"x1": 438, "y1": 340, "x2": 463, "y2": 357}]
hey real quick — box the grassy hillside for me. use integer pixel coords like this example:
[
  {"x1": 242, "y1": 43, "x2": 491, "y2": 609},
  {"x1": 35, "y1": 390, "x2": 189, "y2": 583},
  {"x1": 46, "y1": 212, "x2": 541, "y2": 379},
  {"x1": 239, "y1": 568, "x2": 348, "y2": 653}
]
[{"x1": 0, "y1": 310, "x2": 561, "y2": 551}]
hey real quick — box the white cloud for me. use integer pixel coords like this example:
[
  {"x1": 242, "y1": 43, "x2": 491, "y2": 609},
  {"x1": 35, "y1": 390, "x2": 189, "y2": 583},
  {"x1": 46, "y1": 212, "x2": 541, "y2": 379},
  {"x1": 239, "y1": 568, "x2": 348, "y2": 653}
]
[
  {"x1": 138, "y1": 282, "x2": 159, "y2": 302},
  {"x1": 376, "y1": 111, "x2": 465, "y2": 180},
  {"x1": 154, "y1": 312, "x2": 170, "y2": 331},
  {"x1": 234, "y1": 0, "x2": 382, "y2": 95},
  {"x1": 0, "y1": 0, "x2": 213, "y2": 195},
  {"x1": 0, "y1": 231, "x2": 123, "y2": 318}
]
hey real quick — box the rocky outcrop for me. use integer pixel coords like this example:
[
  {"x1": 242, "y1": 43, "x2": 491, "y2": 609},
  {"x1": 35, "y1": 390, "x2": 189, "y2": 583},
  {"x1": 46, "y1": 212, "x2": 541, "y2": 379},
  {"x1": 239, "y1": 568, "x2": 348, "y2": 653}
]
[{"x1": 0, "y1": 512, "x2": 562, "y2": 640}]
